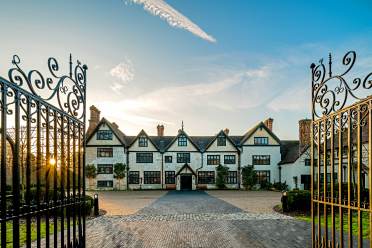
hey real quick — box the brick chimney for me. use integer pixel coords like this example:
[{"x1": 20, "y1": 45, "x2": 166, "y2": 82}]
[
  {"x1": 112, "y1": 122, "x2": 119, "y2": 129},
  {"x1": 224, "y1": 128, "x2": 230, "y2": 135},
  {"x1": 264, "y1": 118, "x2": 274, "y2": 131},
  {"x1": 87, "y1": 105, "x2": 101, "y2": 135},
  {"x1": 157, "y1": 124, "x2": 164, "y2": 136},
  {"x1": 299, "y1": 119, "x2": 311, "y2": 152}
]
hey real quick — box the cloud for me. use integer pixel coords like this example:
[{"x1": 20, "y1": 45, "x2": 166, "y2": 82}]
[
  {"x1": 267, "y1": 85, "x2": 310, "y2": 112},
  {"x1": 126, "y1": 0, "x2": 216, "y2": 43},
  {"x1": 110, "y1": 59, "x2": 135, "y2": 83}
]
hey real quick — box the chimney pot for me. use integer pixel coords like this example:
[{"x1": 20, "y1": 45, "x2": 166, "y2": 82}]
[
  {"x1": 224, "y1": 128, "x2": 230, "y2": 135},
  {"x1": 299, "y1": 119, "x2": 311, "y2": 153},
  {"x1": 112, "y1": 122, "x2": 119, "y2": 129},
  {"x1": 157, "y1": 124, "x2": 164, "y2": 137},
  {"x1": 87, "y1": 105, "x2": 101, "y2": 135},
  {"x1": 264, "y1": 118, "x2": 274, "y2": 131}
]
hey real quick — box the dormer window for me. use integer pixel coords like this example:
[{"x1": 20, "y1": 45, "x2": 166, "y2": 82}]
[
  {"x1": 96, "y1": 130, "x2": 113, "y2": 140},
  {"x1": 254, "y1": 137, "x2": 268, "y2": 145},
  {"x1": 178, "y1": 135, "x2": 187, "y2": 146},
  {"x1": 139, "y1": 136, "x2": 148, "y2": 147},
  {"x1": 217, "y1": 135, "x2": 226, "y2": 146}
]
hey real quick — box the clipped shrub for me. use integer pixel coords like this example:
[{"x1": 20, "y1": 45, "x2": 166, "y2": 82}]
[
  {"x1": 287, "y1": 190, "x2": 311, "y2": 212},
  {"x1": 273, "y1": 181, "x2": 288, "y2": 191},
  {"x1": 260, "y1": 180, "x2": 272, "y2": 190}
]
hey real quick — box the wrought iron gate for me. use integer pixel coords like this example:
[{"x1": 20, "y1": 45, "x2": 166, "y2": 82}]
[
  {"x1": 0, "y1": 55, "x2": 87, "y2": 247},
  {"x1": 311, "y1": 51, "x2": 371, "y2": 247}
]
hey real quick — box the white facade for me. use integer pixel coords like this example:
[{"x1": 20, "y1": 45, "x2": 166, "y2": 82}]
[
  {"x1": 280, "y1": 150, "x2": 311, "y2": 190},
  {"x1": 85, "y1": 117, "x2": 287, "y2": 191}
]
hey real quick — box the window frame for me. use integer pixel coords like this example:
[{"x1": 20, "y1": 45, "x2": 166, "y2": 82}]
[
  {"x1": 138, "y1": 136, "x2": 148, "y2": 147},
  {"x1": 178, "y1": 135, "x2": 188, "y2": 146},
  {"x1": 256, "y1": 171, "x2": 270, "y2": 184},
  {"x1": 197, "y1": 171, "x2": 215, "y2": 184},
  {"x1": 97, "y1": 180, "x2": 113, "y2": 188},
  {"x1": 96, "y1": 130, "x2": 113, "y2": 140},
  {"x1": 97, "y1": 164, "x2": 113, "y2": 174},
  {"x1": 165, "y1": 171, "x2": 176, "y2": 184},
  {"x1": 254, "y1": 137, "x2": 269, "y2": 145},
  {"x1": 252, "y1": 155, "x2": 270, "y2": 165},
  {"x1": 226, "y1": 171, "x2": 238, "y2": 184},
  {"x1": 177, "y1": 153, "x2": 190, "y2": 163},
  {"x1": 164, "y1": 155, "x2": 172, "y2": 163},
  {"x1": 97, "y1": 147, "x2": 113, "y2": 157},
  {"x1": 224, "y1": 155, "x2": 236, "y2": 164},
  {"x1": 128, "y1": 171, "x2": 140, "y2": 184},
  {"x1": 217, "y1": 135, "x2": 226, "y2": 146},
  {"x1": 144, "y1": 171, "x2": 161, "y2": 184},
  {"x1": 207, "y1": 155, "x2": 220, "y2": 165},
  {"x1": 136, "y1": 152, "x2": 153, "y2": 163}
]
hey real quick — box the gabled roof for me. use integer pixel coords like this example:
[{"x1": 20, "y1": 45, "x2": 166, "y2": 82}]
[
  {"x1": 86, "y1": 118, "x2": 127, "y2": 145},
  {"x1": 164, "y1": 129, "x2": 201, "y2": 152},
  {"x1": 175, "y1": 163, "x2": 197, "y2": 176},
  {"x1": 240, "y1": 121, "x2": 281, "y2": 145},
  {"x1": 204, "y1": 130, "x2": 239, "y2": 151},
  {"x1": 127, "y1": 129, "x2": 160, "y2": 151}
]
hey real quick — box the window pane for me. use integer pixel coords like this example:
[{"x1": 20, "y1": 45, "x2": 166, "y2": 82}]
[
  {"x1": 97, "y1": 130, "x2": 113, "y2": 140},
  {"x1": 224, "y1": 155, "x2": 236, "y2": 164},
  {"x1": 138, "y1": 136, "x2": 148, "y2": 147},
  {"x1": 256, "y1": 171, "x2": 270, "y2": 184},
  {"x1": 252, "y1": 155, "x2": 270, "y2": 165},
  {"x1": 97, "y1": 148, "x2": 113, "y2": 157},
  {"x1": 165, "y1": 171, "x2": 176, "y2": 184},
  {"x1": 207, "y1": 155, "x2": 220, "y2": 165},
  {"x1": 226, "y1": 171, "x2": 237, "y2": 184},
  {"x1": 165, "y1": 156, "x2": 172, "y2": 163},
  {"x1": 97, "y1": 164, "x2": 113, "y2": 174},
  {"x1": 144, "y1": 171, "x2": 161, "y2": 184},
  {"x1": 136, "y1": 153, "x2": 153, "y2": 163},
  {"x1": 254, "y1": 137, "x2": 269, "y2": 145},
  {"x1": 177, "y1": 153, "x2": 190, "y2": 163},
  {"x1": 178, "y1": 135, "x2": 187, "y2": 146},
  {"x1": 197, "y1": 171, "x2": 215, "y2": 184},
  {"x1": 217, "y1": 136, "x2": 226, "y2": 146},
  {"x1": 97, "y1": 180, "x2": 113, "y2": 187},
  {"x1": 128, "y1": 171, "x2": 140, "y2": 184}
]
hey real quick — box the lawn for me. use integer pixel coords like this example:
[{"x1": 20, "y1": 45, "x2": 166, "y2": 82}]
[
  {"x1": 297, "y1": 211, "x2": 371, "y2": 239},
  {"x1": 1, "y1": 219, "x2": 70, "y2": 248}
]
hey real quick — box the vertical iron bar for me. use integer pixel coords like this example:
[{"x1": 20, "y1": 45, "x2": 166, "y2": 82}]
[
  {"x1": 311, "y1": 120, "x2": 315, "y2": 247},
  {"x1": 369, "y1": 100, "x2": 372, "y2": 248},
  {"x1": 60, "y1": 115, "x2": 65, "y2": 248},
  {"x1": 357, "y1": 106, "x2": 362, "y2": 248},
  {"x1": 1, "y1": 84, "x2": 7, "y2": 248},
  {"x1": 67, "y1": 118, "x2": 71, "y2": 247},
  {"x1": 72, "y1": 122, "x2": 77, "y2": 247},
  {"x1": 77, "y1": 123, "x2": 82, "y2": 245},
  {"x1": 347, "y1": 110, "x2": 353, "y2": 248},
  {"x1": 323, "y1": 119, "x2": 328, "y2": 245},
  {"x1": 25, "y1": 96, "x2": 32, "y2": 247},
  {"x1": 339, "y1": 112, "x2": 344, "y2": 248},
  {"x1": 36, "y1": 101, "x2": 42, "y2": 248},
  {"x1": 53, "y1": 110, "x2": 58, "y2": 248},
  {"x1": 317, "y1": 121, "x2": 321, "y2": 247},
  {"x1": 12, "y1": 89, "x2": 21, "y2": 248},
  {"x1": 330, "y1": 115, "x2": 335, "y2": 248},
  {"x1": 45, "y1": 106, "x2": 50, "y2": 248}
]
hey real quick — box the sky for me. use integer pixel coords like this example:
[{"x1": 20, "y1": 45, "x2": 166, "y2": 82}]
[{"x1": 0, "y1": 0, "x2": 372, "y2": 139}]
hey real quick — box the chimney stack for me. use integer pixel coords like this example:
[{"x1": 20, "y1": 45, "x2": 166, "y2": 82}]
[
  {"x1": 87, "y1": 105, "x2": 101, "y2": 135},
  {"x1": 299, "y1": 119, "x2": 311, "y2": 152},
  {"x1": 264, "y1": 118, "x2": 274, "y2": 131},
  {"x1": 112, "y1": 122, "x2": 119, "y2": 129},
  {"x1": 224, "y1": 128, "x2": 230, "y2": 135},
  {"x1": 157, "y1": 124, "x2": 164, "y2": 137}
]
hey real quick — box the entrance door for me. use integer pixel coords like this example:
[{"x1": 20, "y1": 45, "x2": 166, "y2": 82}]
[{"x1": 180, "y1": 174, "x2": 192, "y2": 190}]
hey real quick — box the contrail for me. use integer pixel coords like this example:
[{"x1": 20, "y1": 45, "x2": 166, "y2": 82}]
[{"x1": 126, "y1": 0, "x2": 216, "y2": 43}]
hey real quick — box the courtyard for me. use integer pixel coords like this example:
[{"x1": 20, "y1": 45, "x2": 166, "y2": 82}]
[{"x1": 86, "y1": 190, "x2": 311, "y2": 248}]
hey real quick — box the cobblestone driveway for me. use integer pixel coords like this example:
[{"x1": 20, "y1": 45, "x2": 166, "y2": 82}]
[{"x1": 86, "y1": 191, "x2": 311, "y2": 248}]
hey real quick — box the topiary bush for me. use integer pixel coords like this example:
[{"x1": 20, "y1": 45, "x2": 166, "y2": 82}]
[{"x1": 287, "y1": 190, "x2": 311, "y2": 212}]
